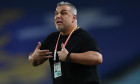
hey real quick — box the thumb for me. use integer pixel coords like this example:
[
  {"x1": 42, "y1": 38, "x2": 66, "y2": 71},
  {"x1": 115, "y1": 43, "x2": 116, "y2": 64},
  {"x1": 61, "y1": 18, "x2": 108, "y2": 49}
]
[
  {"x1": 61, "y1": 43, "x2": 65, "y2": 50},
  {"x1": 36, "y1": 42, "x2": 41, "y2": 49}
]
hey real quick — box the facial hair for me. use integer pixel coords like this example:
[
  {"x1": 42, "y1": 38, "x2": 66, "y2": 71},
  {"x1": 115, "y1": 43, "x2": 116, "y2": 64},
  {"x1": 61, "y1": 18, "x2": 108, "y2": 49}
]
[{"x1": 56, "y1": 27, "x2": 63, "y2": 31}]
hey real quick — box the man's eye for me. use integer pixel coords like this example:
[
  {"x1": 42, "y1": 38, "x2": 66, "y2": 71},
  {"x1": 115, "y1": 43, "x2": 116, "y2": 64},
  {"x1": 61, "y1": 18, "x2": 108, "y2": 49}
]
[{"x1": 61, "y1": 12, "x2": 67, "y2": 15}]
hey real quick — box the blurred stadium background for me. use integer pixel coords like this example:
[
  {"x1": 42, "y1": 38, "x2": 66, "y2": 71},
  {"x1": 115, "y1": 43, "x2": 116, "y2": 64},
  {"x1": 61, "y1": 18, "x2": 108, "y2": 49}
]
[{"x1": 0, "y1": 0, "x2": 140, "y2": 84}]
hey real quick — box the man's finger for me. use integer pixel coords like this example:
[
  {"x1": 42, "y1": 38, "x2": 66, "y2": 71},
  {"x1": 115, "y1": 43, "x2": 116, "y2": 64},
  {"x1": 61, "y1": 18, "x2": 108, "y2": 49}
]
[
  {"x1": 38, "y1": 50, "x2": 50, "y2": 53},
  {"x1": 57, "y1": 51, "x2": 60, "y2": 54},
  {"x1": 36, "y1": 42, "x2": 41, "y2": 49},
  {"x1": 39, "y1": 52, "x2": 52, "y2": 56},
  {"x1": 57, "y1": 51, "x2": 61, "y2": 56},
  {"x1": 42, "y1": 55, "x2": 53, "y2": 58},
  {"x1": 61, "y1": 43, "x2": 65, "y2": 50}
]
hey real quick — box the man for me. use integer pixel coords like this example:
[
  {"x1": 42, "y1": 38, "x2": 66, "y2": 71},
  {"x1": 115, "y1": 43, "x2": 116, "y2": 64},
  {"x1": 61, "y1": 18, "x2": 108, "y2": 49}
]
[{"x1": 29, "y1": 1, "x2": 103, "y2": 84}]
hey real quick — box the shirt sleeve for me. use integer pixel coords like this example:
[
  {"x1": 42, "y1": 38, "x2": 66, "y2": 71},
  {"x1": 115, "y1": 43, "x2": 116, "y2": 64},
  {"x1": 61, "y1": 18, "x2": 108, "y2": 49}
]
[{"x1": 80, "y1": 33, "x2": 101, "y2": 53}]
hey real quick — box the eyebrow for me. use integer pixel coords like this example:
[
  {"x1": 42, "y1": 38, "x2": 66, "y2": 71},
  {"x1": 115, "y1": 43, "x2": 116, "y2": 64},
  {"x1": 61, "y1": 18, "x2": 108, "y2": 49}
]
[
  {"x1": 61, "y1": 10, "x2": 67, "y2": 12},
  {"x1": 55, "y1": 10, "x2": 67, "y2": 13}
]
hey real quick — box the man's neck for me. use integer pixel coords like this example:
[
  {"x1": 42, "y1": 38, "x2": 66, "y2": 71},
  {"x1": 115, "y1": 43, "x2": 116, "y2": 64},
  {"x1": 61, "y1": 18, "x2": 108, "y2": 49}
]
[{"x1": 60, "y1": 25, "x2": 77, "y2": 35}]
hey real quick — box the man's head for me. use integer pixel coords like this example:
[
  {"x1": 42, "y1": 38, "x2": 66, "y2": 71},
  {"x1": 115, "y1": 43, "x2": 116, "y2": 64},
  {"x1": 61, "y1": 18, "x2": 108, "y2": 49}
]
[{"x1": 55, "y1": 1, "x2": 77, "y2": 31}]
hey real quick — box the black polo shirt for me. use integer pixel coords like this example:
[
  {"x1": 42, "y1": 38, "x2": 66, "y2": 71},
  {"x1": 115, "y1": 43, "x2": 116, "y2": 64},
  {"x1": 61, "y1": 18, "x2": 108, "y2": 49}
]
[{"x1": 41, "y1": 28, "x2": 101, "y2": 84}]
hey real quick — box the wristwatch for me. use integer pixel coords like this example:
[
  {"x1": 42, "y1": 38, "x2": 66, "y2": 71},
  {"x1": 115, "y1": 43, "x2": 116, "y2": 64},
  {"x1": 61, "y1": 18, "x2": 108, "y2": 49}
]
[{"x1": 66, "y1": 52, "x2": 71, "y2": 62}]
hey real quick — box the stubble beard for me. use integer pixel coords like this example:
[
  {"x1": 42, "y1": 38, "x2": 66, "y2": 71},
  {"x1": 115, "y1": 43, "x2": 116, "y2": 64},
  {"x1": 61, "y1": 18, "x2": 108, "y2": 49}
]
[{"x1": 56, "y1": 26, "x2": 63, "y2": 31}]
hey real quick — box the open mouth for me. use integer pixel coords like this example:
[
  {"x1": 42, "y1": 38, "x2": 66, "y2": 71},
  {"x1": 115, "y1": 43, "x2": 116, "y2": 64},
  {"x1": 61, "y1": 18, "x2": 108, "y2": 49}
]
[{"x1": 56, "y1": 20, "x2": 63, "y2": 24}]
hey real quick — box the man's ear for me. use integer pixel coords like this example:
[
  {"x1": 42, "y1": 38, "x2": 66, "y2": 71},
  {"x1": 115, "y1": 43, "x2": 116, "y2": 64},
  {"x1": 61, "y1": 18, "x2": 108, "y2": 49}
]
[{"x1": 72, "y1": 15, "x2": 77, "y2": 23}]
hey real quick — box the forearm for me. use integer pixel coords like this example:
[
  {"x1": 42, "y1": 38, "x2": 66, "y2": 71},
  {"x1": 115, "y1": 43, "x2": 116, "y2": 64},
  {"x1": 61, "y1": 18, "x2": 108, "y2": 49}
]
[{"x1": 70, "y1": 51, "x2": 103, "y2": 65}]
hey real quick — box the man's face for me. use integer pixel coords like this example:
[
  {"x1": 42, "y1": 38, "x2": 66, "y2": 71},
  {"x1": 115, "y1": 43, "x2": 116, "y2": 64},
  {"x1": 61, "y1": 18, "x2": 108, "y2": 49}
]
[{"x1": 55, "y1": 5, "x2": 74, "y2": 30}]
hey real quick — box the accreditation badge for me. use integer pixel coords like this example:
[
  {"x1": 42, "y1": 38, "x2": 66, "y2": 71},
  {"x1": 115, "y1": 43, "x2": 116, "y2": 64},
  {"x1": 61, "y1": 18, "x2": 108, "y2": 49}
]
[{"x1": 54, "y1": 62, "x2": 62, "y2": 78}]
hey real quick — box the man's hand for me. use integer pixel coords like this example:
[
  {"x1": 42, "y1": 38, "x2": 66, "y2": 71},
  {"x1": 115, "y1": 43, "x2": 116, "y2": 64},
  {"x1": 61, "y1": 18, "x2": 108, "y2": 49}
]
[
  {"x1": 57, "y1": 43, "x2": 68, "y2": 61},
  {"x1": 29, "y1": 42, "x2": 53, "y2": 65}
]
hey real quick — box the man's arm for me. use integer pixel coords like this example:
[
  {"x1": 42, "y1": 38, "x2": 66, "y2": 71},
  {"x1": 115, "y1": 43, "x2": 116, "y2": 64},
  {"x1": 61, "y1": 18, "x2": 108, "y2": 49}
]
[
  {"x1": 57, "y1": 43, "x2": 103, "y2": 65},
  {"x1": 70, "y1": 51, "x2": 102, "y2": 65}
]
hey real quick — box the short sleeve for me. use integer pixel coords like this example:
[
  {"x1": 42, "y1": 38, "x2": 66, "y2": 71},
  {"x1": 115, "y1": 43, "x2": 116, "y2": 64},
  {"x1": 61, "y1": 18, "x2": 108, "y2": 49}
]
[{"x1": 80, "y1": 33, "x2": 101, "y2": 53}]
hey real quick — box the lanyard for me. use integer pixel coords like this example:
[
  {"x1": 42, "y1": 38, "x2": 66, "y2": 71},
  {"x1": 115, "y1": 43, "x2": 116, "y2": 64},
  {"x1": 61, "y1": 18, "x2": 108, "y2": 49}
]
[{"x1": 54, "y1": 25, "x2": 77, "y2": 61}]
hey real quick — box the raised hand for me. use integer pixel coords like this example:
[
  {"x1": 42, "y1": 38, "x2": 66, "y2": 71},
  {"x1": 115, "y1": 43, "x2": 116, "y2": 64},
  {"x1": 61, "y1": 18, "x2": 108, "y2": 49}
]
[
  {"x1": 30, "y1": 42, "x2": 53, "y2": 62},
  {"x1": 57, "y1": 43, "x2": 68, "y2": 61}
]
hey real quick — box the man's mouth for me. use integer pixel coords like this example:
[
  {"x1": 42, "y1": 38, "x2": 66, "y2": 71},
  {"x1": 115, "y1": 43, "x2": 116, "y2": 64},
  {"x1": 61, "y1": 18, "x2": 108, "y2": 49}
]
[{"x1": 56, "y1": 20, "x2": 63, "y2": 24}]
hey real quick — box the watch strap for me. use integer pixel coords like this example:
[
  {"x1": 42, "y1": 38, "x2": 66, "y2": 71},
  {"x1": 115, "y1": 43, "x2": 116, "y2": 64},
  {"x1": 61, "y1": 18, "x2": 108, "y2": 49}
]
[{"x1": 66, "y1": 52, "x2": 71, "y2": 62}]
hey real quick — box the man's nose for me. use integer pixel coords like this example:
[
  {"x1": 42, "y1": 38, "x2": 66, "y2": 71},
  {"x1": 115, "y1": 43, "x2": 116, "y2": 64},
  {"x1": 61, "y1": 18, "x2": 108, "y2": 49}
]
[{"x1": 56, "y1": 13, "x2": 61, "y2": 18}]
